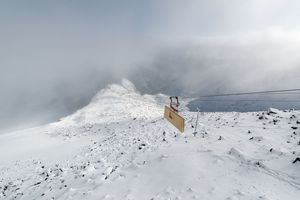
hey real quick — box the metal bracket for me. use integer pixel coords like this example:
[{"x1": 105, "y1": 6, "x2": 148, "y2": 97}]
[{"x1": 170, "y1": 96, "x2": 180, "y2": 112}]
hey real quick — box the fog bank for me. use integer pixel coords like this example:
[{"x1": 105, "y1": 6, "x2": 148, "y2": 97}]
[{"x1": 1, "y1": 0, "x2": 300, "y2": 133}]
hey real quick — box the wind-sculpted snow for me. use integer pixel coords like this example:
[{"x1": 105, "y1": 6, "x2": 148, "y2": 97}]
[
  {"x1": 56, "y1": 79, "x2": 166, "y2": 127},
  {"x1": 0, "y1": 81, "x2": 300, "y2": 200}
]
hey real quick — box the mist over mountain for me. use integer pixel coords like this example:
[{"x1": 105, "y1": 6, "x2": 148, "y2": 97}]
[
  {"x1": 2, "y1": 2, "x2": 300, "y2": 199},
  {"x1": 130, "y1": 38, "x2": 300, "y2": 111},
  {"x1": 1, "y1": 0, "x2": 300, "y2": 133},
  {"x1": 1, "y1": 36, "x2": 300, "y2": 134},
  {"x1": 131, "y1": 38, "x2": 300, "y2": 96}
]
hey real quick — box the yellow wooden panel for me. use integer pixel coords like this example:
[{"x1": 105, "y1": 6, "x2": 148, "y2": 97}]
[{"x1": 164, "y1": 106, "x2": 185, "y2": 132}]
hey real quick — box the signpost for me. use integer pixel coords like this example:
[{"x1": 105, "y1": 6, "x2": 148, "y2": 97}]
[{"x1": 164, "y1": 106, "x2": 185, "y2": 132}]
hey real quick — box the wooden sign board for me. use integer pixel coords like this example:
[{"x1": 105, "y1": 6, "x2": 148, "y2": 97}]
[{"x1": 164, "y1": 106, "x2": 185, "y2": 132}]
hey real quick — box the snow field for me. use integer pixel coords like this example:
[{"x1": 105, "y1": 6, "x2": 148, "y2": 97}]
[{"x1": 0, "y1": 80, "x2": 300, "y2": 200}]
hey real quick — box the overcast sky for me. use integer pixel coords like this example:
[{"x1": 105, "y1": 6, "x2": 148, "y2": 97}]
[{"x1": 1, "y1": 0, "x2": 300, "y2": 133}]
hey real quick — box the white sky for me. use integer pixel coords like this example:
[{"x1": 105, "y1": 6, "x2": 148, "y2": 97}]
[{"x1": 1, "y1": 0, "x2": 300, "y2": 133}]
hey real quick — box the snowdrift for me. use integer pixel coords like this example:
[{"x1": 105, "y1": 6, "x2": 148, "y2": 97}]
[{"x1": 0, "y1": 80, "x2": 300, "y2": 200}]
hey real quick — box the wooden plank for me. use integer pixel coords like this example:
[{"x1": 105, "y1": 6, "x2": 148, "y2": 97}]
[{"x1": 164, "y1": 106, "x2": 185, "y2": 132}]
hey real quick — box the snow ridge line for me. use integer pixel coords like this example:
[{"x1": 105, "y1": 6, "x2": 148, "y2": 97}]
[
  {"x1": 256, "y1": 163, "x2": 300, "y2": 190},
  {"x1": 228, "y1": 148, "x2": 300, "y2": 190}
]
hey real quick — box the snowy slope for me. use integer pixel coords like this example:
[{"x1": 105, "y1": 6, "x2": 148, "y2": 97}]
[
  {"x1": 58, "y1": 79, "x2": 165, "y2": 125},
  {"x1": 0, "y1": 80, "x2": 300, "y2": 200}
]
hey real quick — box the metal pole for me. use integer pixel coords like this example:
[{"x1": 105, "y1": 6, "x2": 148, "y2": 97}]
[{"x1": 193, "y1": 108, "x2": 200, "y2": 136}]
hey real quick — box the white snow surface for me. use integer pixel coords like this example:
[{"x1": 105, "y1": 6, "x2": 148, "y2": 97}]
[{"x1": 1, "y1": 80, "x2": 300, "y2": 200}]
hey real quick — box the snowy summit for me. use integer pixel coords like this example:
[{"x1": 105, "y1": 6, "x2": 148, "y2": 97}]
[{"x1": 0, "y1": 80, "x2": 300, "y2": 200}]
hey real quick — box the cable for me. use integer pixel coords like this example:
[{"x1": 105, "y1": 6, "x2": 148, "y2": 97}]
[
  {"x1": 182, "y1": 88, "x2": 300, "y2": 99},
  {"x1": 190, "y1": 99, "x2": 300, "y2": 103}
]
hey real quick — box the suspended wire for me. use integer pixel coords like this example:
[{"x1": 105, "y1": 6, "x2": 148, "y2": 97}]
[
  {"x1": 191, "y1": 99, "x2": 300, "y2": 103},
  {"x1": 270, "y1": 92, "x2": 300, "y2": 94},
  {"x1": 182, "y1": 88, "x2": 300, "y2": 99}
]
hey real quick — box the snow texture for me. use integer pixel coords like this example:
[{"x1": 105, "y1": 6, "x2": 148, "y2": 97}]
[{"x1": 0, "y1": 80, "x2": 300, "y2": 200}]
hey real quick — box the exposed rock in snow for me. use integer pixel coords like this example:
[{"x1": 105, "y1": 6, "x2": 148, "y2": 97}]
[
  {"x1": 267, "y1": 108, "x2": 279, "y2": 115},
  {"x1": 1, "y1": 81, "x2": 300, "y2": 200}
]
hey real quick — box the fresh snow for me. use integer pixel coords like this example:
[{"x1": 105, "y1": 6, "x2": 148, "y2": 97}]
[{"x1": 0, "y1": 79, "x2": 300, "y2": 200}]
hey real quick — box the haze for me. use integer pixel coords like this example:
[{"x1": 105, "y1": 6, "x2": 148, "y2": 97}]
[{"x1": 1, "y1": 0, "x2": 300, "y2": 133}]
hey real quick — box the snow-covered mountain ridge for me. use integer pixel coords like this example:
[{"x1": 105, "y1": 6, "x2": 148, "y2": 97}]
[
  {"x1": 0, "y1": 80, "x2": 300, "y2": 200},
  {"x1": 55, "y1": 79, "x2": 167, "y2": 127}
]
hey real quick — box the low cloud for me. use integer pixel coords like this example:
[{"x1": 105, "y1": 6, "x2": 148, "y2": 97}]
[
  {"x1": 1, "y1": 1, "x2": 300, "y2": 133},
  {"x1": 131, "y1": 32, "x2": 300, "y2": 97}
]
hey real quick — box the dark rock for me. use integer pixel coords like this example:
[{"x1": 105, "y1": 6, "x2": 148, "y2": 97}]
[
  {"x1": 291, "y1": 127, "x2": 298, "y2": 130},
  {"x1": 292, "y1": 157, "x2": 300, "y2": 164},
  {"x1": 267, "y1": 108, "x2": 277, "y2": 115},
  {"x1": 255, "y1": 161, "x2": 263, "y2": 167},
  {"x1": 33, "y1": 182, "x2": 41, "y2": 186}
]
